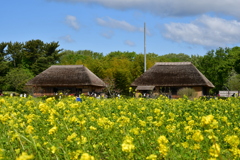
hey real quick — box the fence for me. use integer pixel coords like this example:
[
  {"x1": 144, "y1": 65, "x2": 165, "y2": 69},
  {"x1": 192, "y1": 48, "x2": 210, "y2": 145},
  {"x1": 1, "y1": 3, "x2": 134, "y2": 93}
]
[{"x1": 219, "y1": 91, "x2": 240, "y2": 97}]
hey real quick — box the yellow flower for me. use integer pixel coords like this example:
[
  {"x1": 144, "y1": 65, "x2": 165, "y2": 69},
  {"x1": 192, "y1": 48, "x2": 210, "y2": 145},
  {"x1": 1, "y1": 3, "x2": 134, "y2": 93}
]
[
  {"x1": 209, "y1": 144, "x2": 220, "y2": 157},
  {"x1": 208, "y1": 135, "x2": 218, "y2": 141},
  {"x1": 67, "y1": 132, "x2": 77, "y2": 142},
  {"x1": 221, "y1": 116, "x2": 228, "y2": 122},
  {"x1": 210, "y1": 119, "x2": 219, "y2": 129},
  {"x1": 80, "y1": 153, "x2": 94, "y2": 160},
  {"x1": 201, "y1": 115, "x2": 214, "y2": 126},
  {"x1": 46, "y1": 97, "x2": 54, "y2": 103},
  {"x1": 188, "y1": 120, "x2": 195, "y2": 126},
  {"x1": 192, "y1": 130, "x2": 204, "y2": 142},
  {"x1": 181, "y1": 142, "x2": 189, "y2": 148},
  {"x1": 139, "y1": 120, "x2": 146, "y2": 127},
  {"x1": 51, "y1": 146, "x2": 57, "y2": 154},
  {"x1": 146, "y1": 154, "x2": 157, "y2": 160},
  {"x1": 130, "y1": 127, "x2": 140, "y2": 135},
  {"x1": 122, "y1": 143, "x2": 135, "y2": 152},
  {"x1": 56, "y1": 101, "x2": 65, "y2": 108},
  {"x1": 25, "y1": 125, "x2": 34, "y2": 134},
  {"x1": 15, "y1": 149, "x2": 21, "y2": 155},
  {"x1": 0, "y1": 149, "x2": 4, "y2": 160},
  {"x1": 16, "y1": 152, "x2": 34, "y2": 160},
  {"x1": 38, "y1": 103, "x2": 49, "y2": 114},
  {"x1": 76, "y1": 136, "x2": 87, "y2": 144},
  {"x1": 0, "y1": 98, "x2": 5, "y2": 104},
  {"x1": 122, "y1": 136, "x2": 135, "y2": 152},
  {"x1": 147, "y1": 116, "x2": 153, "y2": 121},
  {"x1": 89, "y1": 126, "x2": 97, "y2": 130},
  {"x1": 208, "y1": 158, "x2": 217, "y2": 160},
  {"x1": 192, "y1": 144, "x2": 201, "y2": 150},
  {"x1": 70, "y1": 116, "x2": 79, "y2": 122},
  {"x1": 157, "y1": 136, "x2": 168, "y2": 144},
  {"x1": 97, "y1": 117, "x2": 114, "y2": 129},
  {"x1": 184, "y1": 126, "x2": 193, "y2": 134},
  {"x1": 48, "y1": 126, "x2": 58, "y2": 135},
  {"x1": 117, "y1": 116, "x2": 130, "y2": 127},
  {"x1": 71, "y1": 150, "x2": 82, "y2": 159},
  {"x1": 229, "y1": 147, "x2": 240, "y2": 157},
  {"x1": 224, "y1": 135, "x2": 239, "y2": 147},
  {"x1": 159, "y1": 144, "x2": 168, "y2": 156},
  {"x1": 166, "y1": 125, "x2": 176, "y2": 133}
]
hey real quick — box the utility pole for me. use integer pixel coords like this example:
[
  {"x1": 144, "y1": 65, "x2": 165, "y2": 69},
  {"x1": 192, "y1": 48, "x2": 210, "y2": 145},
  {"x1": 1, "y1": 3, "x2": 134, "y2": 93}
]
[{"x1": 144, "y1": 22, "x2": 146, "y2": 72}]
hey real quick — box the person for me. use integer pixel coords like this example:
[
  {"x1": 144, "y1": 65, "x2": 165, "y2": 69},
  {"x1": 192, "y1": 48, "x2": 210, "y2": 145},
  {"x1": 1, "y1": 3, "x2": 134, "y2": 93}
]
[{"x1": 75, "y1": 94, "x2": 82, "y2": 102}]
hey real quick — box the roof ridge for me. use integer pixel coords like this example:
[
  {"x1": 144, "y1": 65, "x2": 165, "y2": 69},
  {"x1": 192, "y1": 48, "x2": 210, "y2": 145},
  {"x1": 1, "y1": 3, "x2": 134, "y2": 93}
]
[
  {"x1": 51, "y1": 65, "x2": 84, "y2": 67},
  {"x1": 155, "y1": 62, "x2": 192, "y2": 65}
]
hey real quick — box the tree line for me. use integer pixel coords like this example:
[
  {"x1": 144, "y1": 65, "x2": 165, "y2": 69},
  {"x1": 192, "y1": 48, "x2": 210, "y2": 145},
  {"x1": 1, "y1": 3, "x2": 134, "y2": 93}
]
[{"x1": 1, "y1": 39, "x2": 240, "y2": 95}]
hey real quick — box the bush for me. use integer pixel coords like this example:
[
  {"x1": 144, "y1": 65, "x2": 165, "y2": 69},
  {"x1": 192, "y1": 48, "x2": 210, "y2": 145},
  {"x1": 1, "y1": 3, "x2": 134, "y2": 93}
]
[{"x1": 177, "y1": 87, "x2": 197, "y2": 99}]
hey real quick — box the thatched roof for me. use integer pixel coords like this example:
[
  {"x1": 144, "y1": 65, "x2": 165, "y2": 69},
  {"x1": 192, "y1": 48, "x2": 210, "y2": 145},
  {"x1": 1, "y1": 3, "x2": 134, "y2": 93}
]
[
  {"x1": 26, "y1": 65, "x2": 106, "y2": 87},
  {"x1": 131, "y1": 62, "x2": 214, "y2": 88},
  {"x1": 136, "y1": 86, "x2": 155, "y2": 90}
]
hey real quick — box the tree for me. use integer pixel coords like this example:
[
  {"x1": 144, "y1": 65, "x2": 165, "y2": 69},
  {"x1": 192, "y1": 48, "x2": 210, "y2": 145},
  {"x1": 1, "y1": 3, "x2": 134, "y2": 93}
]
[
  {"x1": 75, "y1": 50, "x2": 104, "y2": 60},
  {"x1": 59, "y1": 50, "x2": 86, "y2": 65},
  {"x1": 226, "y1": 71, "x2": 240, "y2": 90},
  {"x1": 160, "y1": 53, "x2": 191, "y2": 62},
  {"x1": 105, "y1": 51, "x2": 136, "y2": 61},
  {"x1": 228, "y1": 46, "x2": 240, "y2": 74},
  {"x1": 114, "y1": 69, "x2": 131, "y2": 94},
  {"x1": 22, "y1": 39, "x2": 63, "y2": 75},
  {"x1": 31, "y1": 41, "x2": 63, "y2": 74},
  {"x1": 22, "y1": 39, "x2": 45, "y2": 68},
  {"x1": 0, "y1": 42, "x2": 10, "y2": 89},
  {"x1": 195, "y1": 48, "x2": 233, "y2": 92},
  {"x1": 7, "y1": 42, "x2": 24, "y2": 68},
  {"x1": 4, "y1": 68, "x2": 34, "y2": 92},
  {"x1": 0, "y1": 42, "x2": 8, "y2": 62}
]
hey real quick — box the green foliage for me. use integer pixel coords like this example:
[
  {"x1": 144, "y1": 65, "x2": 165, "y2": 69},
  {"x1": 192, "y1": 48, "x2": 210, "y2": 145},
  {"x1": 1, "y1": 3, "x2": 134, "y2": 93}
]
[
  {"x1": 177, "y1": 87, "x2": 197, "y2": 99},
  {"x1": 59, "y1": 50, "x2": 86, "y2": 65},
  {"x1": 4, "y1": 68, "x2": 34, "y2": 92},
  {"x1": 229, "y1": 47, "x2": 240, "y2": 74},
  {"x1": 0, "y1": 42, "x2": 8, "y2": 61},
  {"x1": 193, "y1": 47, "x2": 235, "y2": 92},
  {"x1": 7, "y1": 42, "x2": 24, "y2": 67},
  {"x1": 226, "y1": 71, "x2": 240, "y2": 90},
  {"x1": 0, "y1": 40, "x2": 62, "y2": 91},
  {"x1": 160, "y1": 53, "x2": 191, "y2": 62},
  {"x1": 105, "y1": 51, "x2": 136, "y2": 61},
  {"x1": 22, "y1": 40, "x2": 63, "y2": 74},
  {"x1": 2, "y1": 39, "x2": 240, "y2": 95}
]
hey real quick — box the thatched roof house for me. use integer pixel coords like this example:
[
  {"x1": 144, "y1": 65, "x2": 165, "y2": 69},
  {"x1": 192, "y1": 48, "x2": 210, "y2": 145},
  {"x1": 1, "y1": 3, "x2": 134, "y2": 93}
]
[
  {"x1": 131, "y1": 62, "x2": 214, "y2": 97},
  {"x1": 26, "y1": 65, "x2": 106, "y2": 96}
]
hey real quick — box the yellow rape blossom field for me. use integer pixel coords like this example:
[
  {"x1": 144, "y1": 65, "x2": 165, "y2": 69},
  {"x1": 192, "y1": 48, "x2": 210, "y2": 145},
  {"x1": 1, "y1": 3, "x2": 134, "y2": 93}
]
[{"x1": 0, "y1": 96, "x2": 240, "y2": 160}]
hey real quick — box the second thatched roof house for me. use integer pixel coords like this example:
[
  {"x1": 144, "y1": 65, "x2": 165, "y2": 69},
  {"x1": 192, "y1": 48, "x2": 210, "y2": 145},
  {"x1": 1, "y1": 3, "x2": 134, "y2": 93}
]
[
  {"x1": 26, "y1": 65, "x2": 106, "y2": 97},
  {"x1": 131, "y1": 62, "x2": 214, "y2": 98}
]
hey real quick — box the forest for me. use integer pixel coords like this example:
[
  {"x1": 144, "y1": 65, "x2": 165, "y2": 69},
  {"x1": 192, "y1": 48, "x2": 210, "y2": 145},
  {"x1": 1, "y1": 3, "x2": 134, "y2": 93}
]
[{"x1": 1, "y1": 39, "x2": 240, "y2": 95}]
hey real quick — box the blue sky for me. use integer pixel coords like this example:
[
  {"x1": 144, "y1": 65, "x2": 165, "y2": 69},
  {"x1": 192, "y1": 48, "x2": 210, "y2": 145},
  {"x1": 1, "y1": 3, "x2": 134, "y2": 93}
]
[{"x1": 1, "y1": 0, "x2": 240, "y2": 56}]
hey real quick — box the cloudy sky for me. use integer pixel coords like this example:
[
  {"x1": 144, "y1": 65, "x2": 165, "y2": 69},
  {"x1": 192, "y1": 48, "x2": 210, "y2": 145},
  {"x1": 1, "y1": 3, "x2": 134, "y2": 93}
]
[{"x1": 1, "y1": 0, "x2": 240, "y2": 56}]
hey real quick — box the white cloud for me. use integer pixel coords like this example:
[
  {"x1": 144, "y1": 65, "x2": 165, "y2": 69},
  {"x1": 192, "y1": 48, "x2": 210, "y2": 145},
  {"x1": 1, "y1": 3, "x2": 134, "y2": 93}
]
[
  {"x1": 96, "y1": 17, "x2": 151, "y2": 35},
  {"x1": 65, "y1": 15, "x2": 80, "y2": 30},
  {"x1": 60, "y1": 35, "x2": 75, "y2": 42},
  {"x1": 49, "y1": 0, "x2": 240, "y2": 18},
  {"x1": 96, "y1": 17, "x2": 138, "y2": 32},
  {"x1": 124, "y1": 40, "x2": 135, "y2": 46},
  {"x1": 100, "y1": 30, "x2": 114, "y2": 39},
  {"x1": 163, "y1": 15, "x2": 240, "y2": 47}
]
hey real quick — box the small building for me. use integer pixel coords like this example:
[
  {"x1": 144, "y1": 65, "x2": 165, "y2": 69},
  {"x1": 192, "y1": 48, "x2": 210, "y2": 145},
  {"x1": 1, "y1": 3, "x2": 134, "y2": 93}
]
[
  {"x1": 131, "y1": 62, "x2": 214, "y2": 98},
  {"x1": 26, "y1": 65, "x2": 106, "y2": 97}
]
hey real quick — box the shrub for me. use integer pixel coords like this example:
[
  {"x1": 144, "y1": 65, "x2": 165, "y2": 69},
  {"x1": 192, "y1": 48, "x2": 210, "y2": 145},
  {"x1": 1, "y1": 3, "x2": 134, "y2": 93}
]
[{"x1": 177, "y1": 87, "x2": 197, "y2": 99}]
